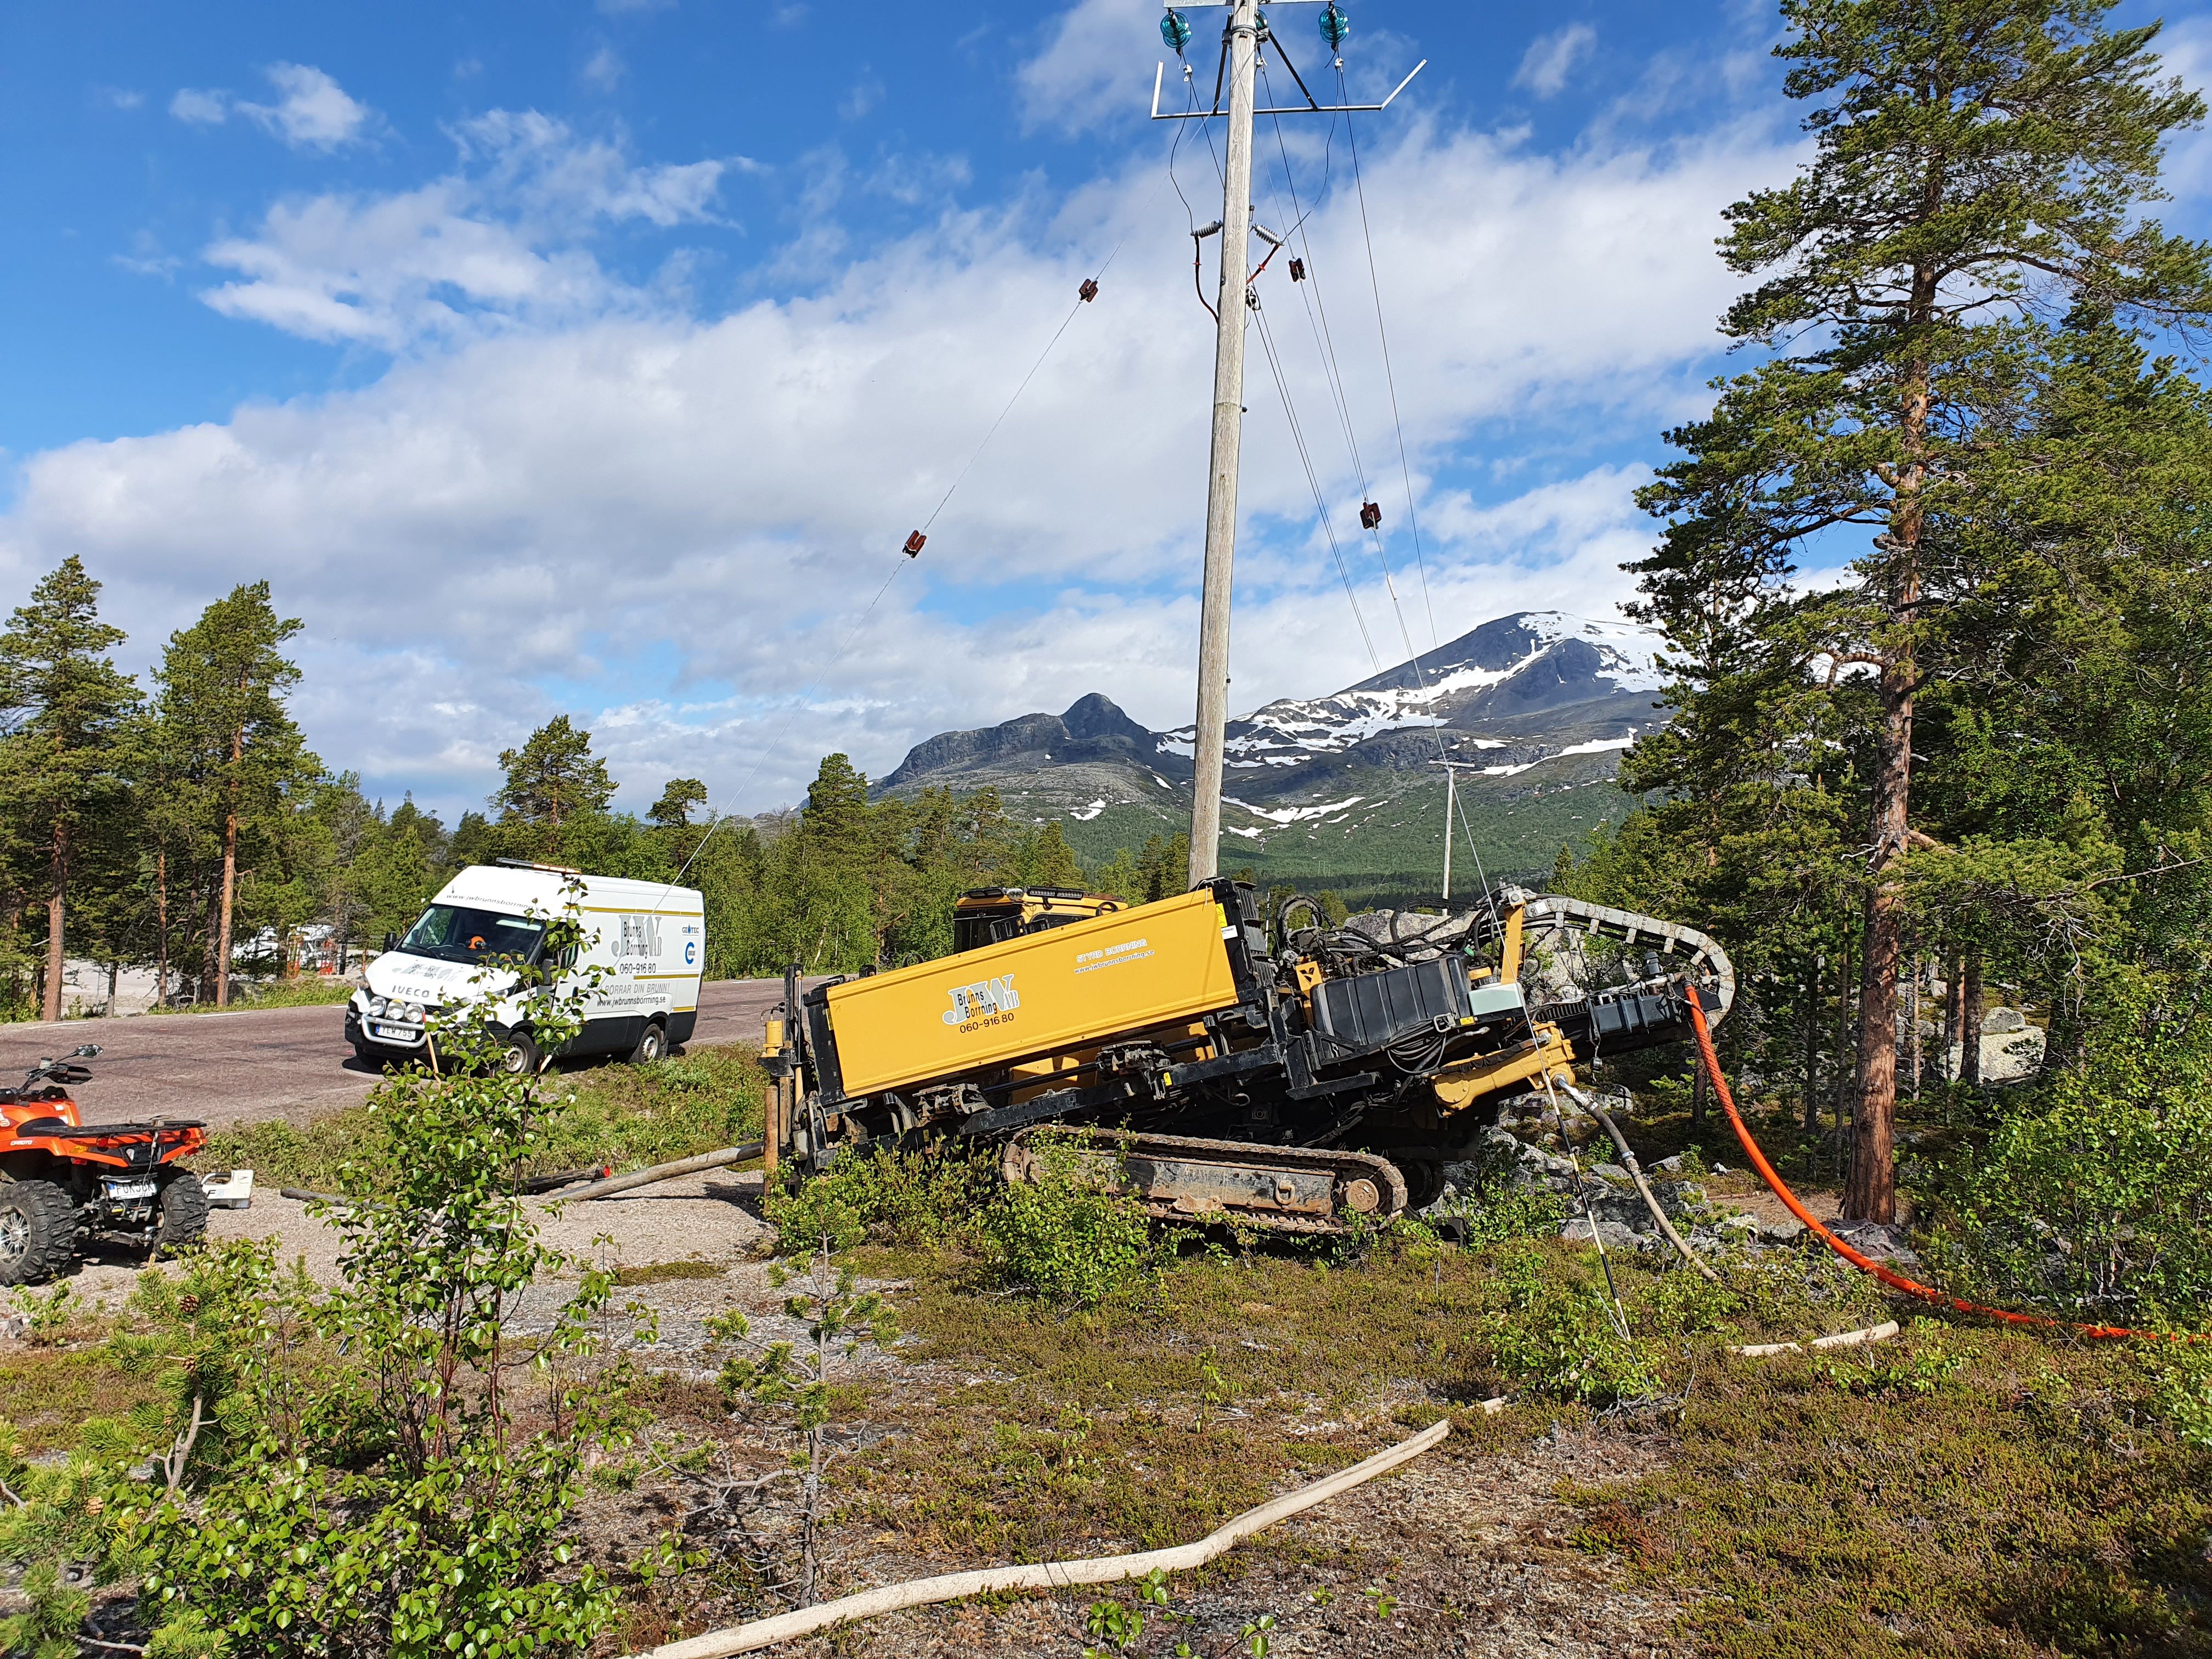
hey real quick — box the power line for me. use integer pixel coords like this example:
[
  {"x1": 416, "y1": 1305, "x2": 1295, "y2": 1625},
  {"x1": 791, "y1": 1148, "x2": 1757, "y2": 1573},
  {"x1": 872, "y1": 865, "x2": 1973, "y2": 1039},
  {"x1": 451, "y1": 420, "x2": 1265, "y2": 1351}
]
[
  {"x1": 1341, "y1": 64, "x2": 1441, "y2": 656},
  {"x1": 1252, "y1": 89, "x2": 1500, "y2": 931}
]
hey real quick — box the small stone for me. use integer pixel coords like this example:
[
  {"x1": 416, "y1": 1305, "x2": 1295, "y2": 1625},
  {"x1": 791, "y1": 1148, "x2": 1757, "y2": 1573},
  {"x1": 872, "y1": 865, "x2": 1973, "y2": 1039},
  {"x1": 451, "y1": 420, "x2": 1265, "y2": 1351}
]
[
  {"x1": 1758, "y1": 1217, "x2": 1806, "y2": 1245},
  {"x1": 1654, "y1": 1154, "x2": 1685, "y2": 1173},
  {"x1": 1716, "y1": 1212, "x2": 1760, "y2": 1236}
]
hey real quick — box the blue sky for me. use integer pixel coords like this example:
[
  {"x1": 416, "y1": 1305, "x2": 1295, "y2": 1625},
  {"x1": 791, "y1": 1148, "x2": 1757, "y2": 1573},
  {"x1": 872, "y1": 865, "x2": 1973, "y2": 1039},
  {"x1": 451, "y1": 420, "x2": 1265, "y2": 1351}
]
[{"x1": 3, "y1": 0, "x2": 2209, "y2": 819}]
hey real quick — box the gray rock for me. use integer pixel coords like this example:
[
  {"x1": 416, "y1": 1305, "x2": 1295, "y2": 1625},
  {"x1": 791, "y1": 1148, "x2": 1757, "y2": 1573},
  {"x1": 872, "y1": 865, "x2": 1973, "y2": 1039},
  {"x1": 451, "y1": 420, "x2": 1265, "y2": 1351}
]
[
  {"x1": 1982, "y1": 1006, "x2": 2026, "y2": 1033},
  {"x1": 1758, "y1": 1217, "x2": 1806, "y2": 1245},
  {"x1": 1561, "y1": 1215, "x2": 1647, "y2": 1252},
  {"x1": 1831, "y1": 1220, "x2": 1922, "y2": 1268},
  {"x1": 1654, "y1": 1154, "x2": 1686, "y2": 1173},
  {"x1": 1589, "y1": 1163, "x2": 1631, "y2": 1183},
  {"x1": 1715, "y1": 1212, "x2": 1760, "y2": 1237}
]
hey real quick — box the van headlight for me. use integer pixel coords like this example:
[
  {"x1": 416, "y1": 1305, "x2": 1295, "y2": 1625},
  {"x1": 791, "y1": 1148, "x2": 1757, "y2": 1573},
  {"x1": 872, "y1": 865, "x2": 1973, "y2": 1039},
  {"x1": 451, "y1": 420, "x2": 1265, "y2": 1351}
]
[
  {"x1": 369, "y1": 996, "x2": 388, "y2": 1017},
  {"x1": 405, "y1": 1002, "x2": 427, "y2": 1023}
]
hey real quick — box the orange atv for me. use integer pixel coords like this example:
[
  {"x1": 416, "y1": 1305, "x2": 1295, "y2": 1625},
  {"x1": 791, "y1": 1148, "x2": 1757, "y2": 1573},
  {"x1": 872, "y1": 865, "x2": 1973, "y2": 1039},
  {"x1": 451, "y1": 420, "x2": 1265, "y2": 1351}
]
[{"x1": 0, "y1": 1045, "x2": 210, "y2": 1286}]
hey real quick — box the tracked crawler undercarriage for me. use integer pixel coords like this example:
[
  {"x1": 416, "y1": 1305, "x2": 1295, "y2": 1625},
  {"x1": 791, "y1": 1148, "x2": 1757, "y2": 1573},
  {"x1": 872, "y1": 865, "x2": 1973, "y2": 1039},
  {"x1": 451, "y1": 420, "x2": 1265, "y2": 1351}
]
[{"x1": 760, "y1": 879, "x2": 1731, "y2": 1235}]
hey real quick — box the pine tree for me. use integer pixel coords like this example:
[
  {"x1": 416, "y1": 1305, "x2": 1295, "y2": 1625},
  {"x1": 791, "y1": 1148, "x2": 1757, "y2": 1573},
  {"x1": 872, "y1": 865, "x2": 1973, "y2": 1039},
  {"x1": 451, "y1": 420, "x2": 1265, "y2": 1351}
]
[
  {"x1": 650, "y1": 777, "x2": 708, "y2": 828},
  {"x1": 494, "y1": 716, "x2": 614, "y2": 839},
  {"x1": 1024, "y1": 823, "x2": 1083, "y2": 889},
  {"x1": 0, "y1": 558, "x2": 140, "y2": 1020},
  {"x1": 1634, "y1": 0, "x2": 2211, "y2": 1221},
  {"x1": 155, "y1": 583, "x2": 312, "y2": 1008}
]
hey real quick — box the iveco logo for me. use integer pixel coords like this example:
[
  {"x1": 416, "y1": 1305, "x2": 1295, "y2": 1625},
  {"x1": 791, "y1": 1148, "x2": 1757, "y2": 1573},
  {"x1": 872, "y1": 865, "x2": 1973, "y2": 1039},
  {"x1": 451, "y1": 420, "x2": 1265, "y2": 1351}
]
[{"x1": 943, "y1": 975, "x2": 1019, "y2": 1025}]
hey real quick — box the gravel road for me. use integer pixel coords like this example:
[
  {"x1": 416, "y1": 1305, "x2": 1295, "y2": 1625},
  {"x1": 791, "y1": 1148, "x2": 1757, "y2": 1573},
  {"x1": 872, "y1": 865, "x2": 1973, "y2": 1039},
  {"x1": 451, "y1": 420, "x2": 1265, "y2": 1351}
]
[{"x1": 0, "y1": 978, "x2": 788, "y2": 1130}]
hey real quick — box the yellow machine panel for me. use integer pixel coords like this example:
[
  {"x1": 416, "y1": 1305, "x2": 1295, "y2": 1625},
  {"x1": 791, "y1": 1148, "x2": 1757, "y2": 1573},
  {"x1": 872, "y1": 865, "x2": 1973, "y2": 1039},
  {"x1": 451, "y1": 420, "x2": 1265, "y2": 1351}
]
[{"x1": 825, "y1": 888, "x2": 1242, "y2": 1097}]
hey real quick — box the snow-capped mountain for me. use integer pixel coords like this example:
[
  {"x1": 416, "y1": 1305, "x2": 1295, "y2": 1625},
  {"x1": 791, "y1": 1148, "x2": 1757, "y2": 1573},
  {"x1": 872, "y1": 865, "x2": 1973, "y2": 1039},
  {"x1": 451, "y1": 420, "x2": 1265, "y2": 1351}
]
[
  {"x1": 880, "y1": 612, "x2": 1667, "y2": 800},
  {"x1": 1156, "y1": 612, "x2": 1664, "y2": 775}
]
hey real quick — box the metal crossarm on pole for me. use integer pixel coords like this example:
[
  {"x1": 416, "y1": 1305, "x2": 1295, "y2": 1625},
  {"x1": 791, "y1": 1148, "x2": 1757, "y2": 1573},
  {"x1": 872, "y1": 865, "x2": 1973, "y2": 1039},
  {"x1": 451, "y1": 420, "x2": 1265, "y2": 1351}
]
[{"x1": 1152, "y1": 58, "x2": 1426, "y2": 121}]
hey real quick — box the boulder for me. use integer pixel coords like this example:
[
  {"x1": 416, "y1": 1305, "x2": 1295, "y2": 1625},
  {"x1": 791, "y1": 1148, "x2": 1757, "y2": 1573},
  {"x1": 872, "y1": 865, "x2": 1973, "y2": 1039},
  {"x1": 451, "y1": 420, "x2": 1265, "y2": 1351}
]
[{"x1": 1561, "y1": 1215, "x2": 1647, "y2": 1252}]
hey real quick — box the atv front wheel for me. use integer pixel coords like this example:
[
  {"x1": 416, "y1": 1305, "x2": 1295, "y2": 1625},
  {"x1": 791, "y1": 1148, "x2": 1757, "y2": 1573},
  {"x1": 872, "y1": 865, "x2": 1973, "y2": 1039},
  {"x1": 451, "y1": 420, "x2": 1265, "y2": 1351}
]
[
  {"x1": 0, "y1": 1180, "x2": 77, "y2": 1286},
  {"x1": 157, "y1": 1172, "x2": 211, "y2": 1250}
]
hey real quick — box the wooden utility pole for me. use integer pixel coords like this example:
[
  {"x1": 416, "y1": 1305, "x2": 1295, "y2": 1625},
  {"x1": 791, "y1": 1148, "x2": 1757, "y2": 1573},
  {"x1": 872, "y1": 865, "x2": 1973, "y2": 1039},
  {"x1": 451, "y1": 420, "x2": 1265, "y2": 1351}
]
[{"x1": 1186, "y1": 0, "x2": 1261, "y2": 887}]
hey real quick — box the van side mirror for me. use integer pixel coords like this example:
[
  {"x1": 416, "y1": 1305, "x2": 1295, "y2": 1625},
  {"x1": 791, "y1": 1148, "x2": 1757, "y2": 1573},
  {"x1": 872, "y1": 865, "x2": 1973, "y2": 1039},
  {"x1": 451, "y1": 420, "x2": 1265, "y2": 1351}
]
[{"x1": 383, "y1": 932, "x2": 398, "y2": 953}]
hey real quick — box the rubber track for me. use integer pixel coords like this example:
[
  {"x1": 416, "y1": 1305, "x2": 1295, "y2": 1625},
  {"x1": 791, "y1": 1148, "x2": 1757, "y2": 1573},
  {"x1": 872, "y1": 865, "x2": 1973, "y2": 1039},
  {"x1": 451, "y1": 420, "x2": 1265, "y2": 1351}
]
[{"x1": 1020, "y1": 1128, "x2": 1408, "y2": 1236}]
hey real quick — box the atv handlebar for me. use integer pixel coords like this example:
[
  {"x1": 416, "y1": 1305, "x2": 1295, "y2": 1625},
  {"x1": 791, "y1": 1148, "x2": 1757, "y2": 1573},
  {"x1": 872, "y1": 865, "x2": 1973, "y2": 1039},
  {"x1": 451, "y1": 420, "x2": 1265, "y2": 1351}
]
[{"x1": 24, "y1": 1045, "x2": 98, "y2": 1091}]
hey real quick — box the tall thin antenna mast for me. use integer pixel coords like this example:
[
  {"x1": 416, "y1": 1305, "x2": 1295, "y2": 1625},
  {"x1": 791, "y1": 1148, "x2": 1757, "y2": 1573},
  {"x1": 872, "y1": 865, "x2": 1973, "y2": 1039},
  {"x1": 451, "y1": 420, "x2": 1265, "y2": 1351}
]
[
  {"x1": 1153, "y1": 5, "x2": 1426, "y2": 885},
  {"x1": 1430, "y1": 758, "x2": 1483, "y2": 902}
]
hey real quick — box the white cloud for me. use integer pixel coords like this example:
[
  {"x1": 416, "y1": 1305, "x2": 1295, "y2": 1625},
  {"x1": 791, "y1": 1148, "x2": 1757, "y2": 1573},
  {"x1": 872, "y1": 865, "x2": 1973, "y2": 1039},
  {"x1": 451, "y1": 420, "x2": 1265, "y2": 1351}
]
[
  {"x1": 189, "y1": 112, "x2": 733, "y2": 348},
  {"x1": 169, "y1": 87, "x2": 229, "y2": 126},
  {"x1": 14, "y1": 98, "x2": 1787, "y2": 815},
  {"x1": 1515, "y1": 24, "x2": 1598, "y2": 99},
  {"x1": 101, "y1": 88, "x2": 145, "y2": 111},
  {"x1": 581, "y1": 44, "x2": 626, "y2": 94},
  {"x1": 241, "y1": 63, "x2": 374, "y2": 149},
  {"x1": 1017, "y1": 0, "x2": 1162, "y2": 136},
  {"x1": 167, "y1": 64, "x2": 375, "y2": 150},
  {"x1": 839, "y1": 70, "x2": 883, "y2": 121}
]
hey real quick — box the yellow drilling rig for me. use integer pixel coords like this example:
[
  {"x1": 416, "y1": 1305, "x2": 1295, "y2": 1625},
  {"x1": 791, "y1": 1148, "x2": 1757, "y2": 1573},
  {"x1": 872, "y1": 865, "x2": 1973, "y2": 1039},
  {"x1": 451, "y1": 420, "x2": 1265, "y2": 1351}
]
[{"x1": 759, "y1": 881, "x2": 1731, "y2": 1234}]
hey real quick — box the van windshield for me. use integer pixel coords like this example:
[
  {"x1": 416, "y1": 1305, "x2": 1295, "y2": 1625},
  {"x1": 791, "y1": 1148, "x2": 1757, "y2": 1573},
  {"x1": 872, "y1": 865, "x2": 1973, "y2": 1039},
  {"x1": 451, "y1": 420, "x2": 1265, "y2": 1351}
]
[{"x1": 397, "y1": 905, "x2": 547, "y2": 965}]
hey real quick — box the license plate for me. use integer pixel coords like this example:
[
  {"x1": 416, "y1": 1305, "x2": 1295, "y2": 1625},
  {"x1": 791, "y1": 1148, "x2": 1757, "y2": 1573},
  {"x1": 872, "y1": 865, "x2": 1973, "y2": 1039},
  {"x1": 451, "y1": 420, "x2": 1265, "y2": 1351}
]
[
  {"x1": 103, "y1": 1181, "x2": 156, "y2": 1201},
  {"x1": 371, "y1": 1023, "x2": 422, "y2": 1042}
]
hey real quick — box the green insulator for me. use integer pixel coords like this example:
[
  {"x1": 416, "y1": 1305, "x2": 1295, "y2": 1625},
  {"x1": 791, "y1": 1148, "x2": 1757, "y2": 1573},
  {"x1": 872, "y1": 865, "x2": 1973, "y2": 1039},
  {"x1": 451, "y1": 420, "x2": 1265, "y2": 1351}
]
[
  {"x1": 1319, "y1": 2, "x2": 1350, "y2": 49},
  {"x1": 1160, "y1": 8, "x2": 1193, "y2": 55}
]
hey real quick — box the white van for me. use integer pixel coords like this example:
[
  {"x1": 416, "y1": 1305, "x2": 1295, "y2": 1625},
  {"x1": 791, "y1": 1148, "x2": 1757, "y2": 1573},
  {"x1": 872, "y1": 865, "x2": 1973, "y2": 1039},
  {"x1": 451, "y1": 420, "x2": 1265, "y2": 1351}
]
[{"x1": 347, "y1": 862, "x2": 706, "y2": 1074}]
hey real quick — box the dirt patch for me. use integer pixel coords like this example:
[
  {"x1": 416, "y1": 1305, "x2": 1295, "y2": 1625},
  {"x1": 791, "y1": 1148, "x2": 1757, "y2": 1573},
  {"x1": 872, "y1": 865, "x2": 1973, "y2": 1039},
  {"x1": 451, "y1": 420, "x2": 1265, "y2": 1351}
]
[
  {"x1": 617, "y1": 1417, "x2": 1684, "y2": 1657},
  {"x1": 39, "y1": 1170, "x2": 775, "y2": 1312}
]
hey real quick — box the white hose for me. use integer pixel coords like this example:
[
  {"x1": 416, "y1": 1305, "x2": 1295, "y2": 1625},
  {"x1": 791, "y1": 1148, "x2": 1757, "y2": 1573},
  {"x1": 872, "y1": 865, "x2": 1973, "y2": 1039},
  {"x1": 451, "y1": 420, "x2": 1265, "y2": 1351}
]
[{"x1": 632, "y1": 1419, "x2": 1451, "y2": 1658}]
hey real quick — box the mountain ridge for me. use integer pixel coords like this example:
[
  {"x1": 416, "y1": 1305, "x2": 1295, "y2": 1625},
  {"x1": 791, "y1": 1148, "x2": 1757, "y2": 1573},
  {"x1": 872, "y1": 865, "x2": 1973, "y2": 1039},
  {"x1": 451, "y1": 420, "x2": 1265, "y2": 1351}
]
[{"x1": 873, "y1": 611, "x2": 1669, "y2": 898}]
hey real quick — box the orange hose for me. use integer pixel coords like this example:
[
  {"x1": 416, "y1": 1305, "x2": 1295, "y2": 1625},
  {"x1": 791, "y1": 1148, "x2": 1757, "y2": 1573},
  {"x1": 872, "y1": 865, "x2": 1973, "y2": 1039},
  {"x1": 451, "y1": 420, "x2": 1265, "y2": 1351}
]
[{"x1": 1684, "y1": 996, "x2": 2199, "y2": 1344}]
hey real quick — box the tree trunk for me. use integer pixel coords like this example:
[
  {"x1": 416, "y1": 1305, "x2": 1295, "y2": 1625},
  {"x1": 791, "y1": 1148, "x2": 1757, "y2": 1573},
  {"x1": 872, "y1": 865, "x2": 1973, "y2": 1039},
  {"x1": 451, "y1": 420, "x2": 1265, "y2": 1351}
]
[
  {"x1": 106, "y1": 959, "x2": 117, "y2": 1017},
  {"x1": 1945, "y1": 950, "x2": 1965, "y2": 1080},
  {"x1": 1847, "y1": 753, "x2": 1907, "y2": 1221},
  {"x1": 203, "y1": 874, "x2": 224, "y2": 1001},
  {"x1": 1801, "y1": 956, "x2": 1821, "y2": 1135},
  {"x1": 1846, "y1": 338, "x2": 1932, "y2": 1225},
  {"x1": 42, "y1": 820, "x2": 65, "y2": 1024},
  {"x1": 1908, "y1": 954, "x2": 1923, "y2": 1094},
  {"x1": 216, "y1": 723, "x2": 242, "y2": 1009},
  {"x1": 1961, "y1": 952, "x2": 1984, "y2": 1087},
  {"x1": 154, "y1": 846, "x2": 169, "y2": 1008}
]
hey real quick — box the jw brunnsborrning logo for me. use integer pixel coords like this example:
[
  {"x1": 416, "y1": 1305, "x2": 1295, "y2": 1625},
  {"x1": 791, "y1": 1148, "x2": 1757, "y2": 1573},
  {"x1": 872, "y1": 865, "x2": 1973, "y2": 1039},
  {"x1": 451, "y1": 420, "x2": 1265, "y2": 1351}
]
[{"x1": 943, "y1": 975, "x2": 1019, "y2": 1026}]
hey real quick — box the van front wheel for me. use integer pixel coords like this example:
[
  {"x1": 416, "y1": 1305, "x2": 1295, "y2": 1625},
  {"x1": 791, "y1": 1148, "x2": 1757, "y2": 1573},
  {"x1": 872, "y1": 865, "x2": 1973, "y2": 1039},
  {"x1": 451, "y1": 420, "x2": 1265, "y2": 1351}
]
[
  {"x1": 627, "y1": 1022, "x2": 666, "y2": 1066},
  {"x1": 499, "y1": 1031, "x2": 541, "y2": 1076}
]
